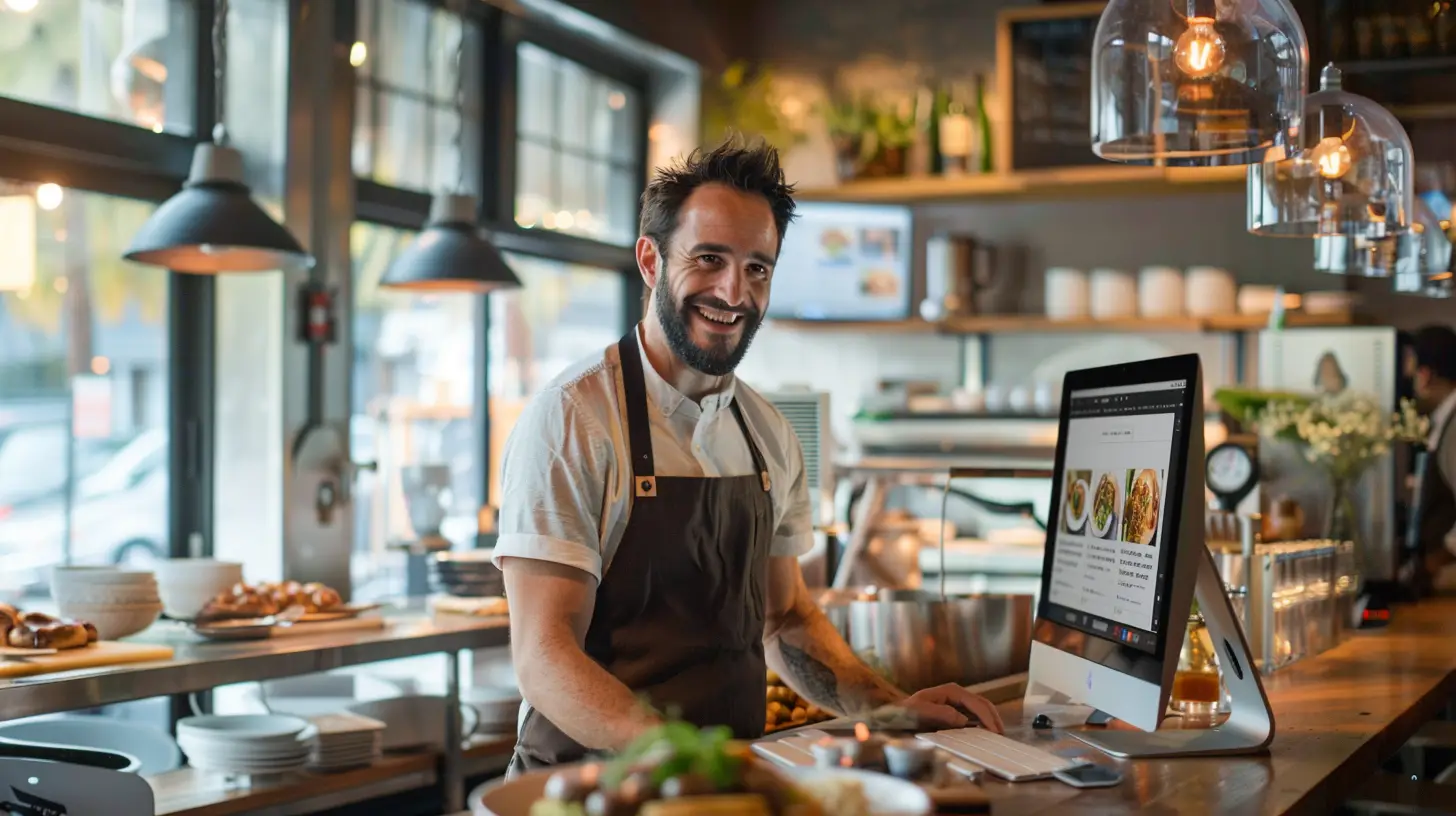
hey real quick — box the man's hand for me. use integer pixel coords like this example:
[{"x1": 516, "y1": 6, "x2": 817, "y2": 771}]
[{"x1": 897, "y1": 683, "x2": 1005, "y2": 733}]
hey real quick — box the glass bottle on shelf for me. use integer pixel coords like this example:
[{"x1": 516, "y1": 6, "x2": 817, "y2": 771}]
[
  {"x1": 1376, "y1": 0, "x2": 1406, "y2": 58},
  {"x1": 939, "y1": 95, "x2": 973, "y2": 176},
  {"x1": 972, "y1": 73, "x2": 993, "y2": 175},
  {"x1": 1435, "y1": 1, "x2": 1456, "y2": 55}
]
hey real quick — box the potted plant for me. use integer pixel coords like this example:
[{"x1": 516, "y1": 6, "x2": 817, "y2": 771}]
[
  {"x1": 821, "y1": 96, "x2": 870, "y2": 182},
  {"x1": 700, "y1": 61, "x2": 807, "y2": 150},
  {"x1": 859, "y1": 98, "x2": 920, "y2": 178}
]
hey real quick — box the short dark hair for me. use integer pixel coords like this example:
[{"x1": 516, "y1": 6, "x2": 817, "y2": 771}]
[
  {"x1": 1413, "y1": 325, "x2": 1456, "y2": 382},
  {"x1": 638, "y1": 135, "x2": 798, "y2": 256}
]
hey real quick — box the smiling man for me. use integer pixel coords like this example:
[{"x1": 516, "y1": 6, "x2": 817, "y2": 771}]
[{"x1": 495, "y1": 138, "x2": 1003, "y2": 773}]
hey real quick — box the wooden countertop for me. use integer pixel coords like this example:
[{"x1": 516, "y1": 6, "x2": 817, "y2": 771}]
[{"x1": 974, "y1": 598, "x2": 1456, "y2": 814}]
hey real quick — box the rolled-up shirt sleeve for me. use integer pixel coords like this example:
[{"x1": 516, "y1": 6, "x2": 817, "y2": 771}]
[
  {"x1": 771, "y1": 425, "x2": 815, "y2": 558},
  {"x1": 493, "y1": 388, "x2": 611, "y2": 581}
]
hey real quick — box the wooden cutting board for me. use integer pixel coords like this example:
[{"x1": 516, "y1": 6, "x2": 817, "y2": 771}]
[
  {"x1": 270, "y1": 616, "x2": 386, "y2": 638},
  {"x1": 0, "y1": 641, "x2": 175, "y2": 679}
]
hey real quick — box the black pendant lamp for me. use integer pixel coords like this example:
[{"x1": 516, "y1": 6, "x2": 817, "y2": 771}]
[
  {"x1": 380, "y1": 1, "x2": 520, "y2": 293},
  {"x1": 124, "y1": 0, "x2": 310, "y2": 273},
  {"x1": 380, "y1": 193, "x2": 521, "y2": 292}
]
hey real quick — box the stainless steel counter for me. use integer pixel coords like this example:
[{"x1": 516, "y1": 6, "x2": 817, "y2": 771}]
[{"x1": 0, "y1": 612, "x2": 510, "y2": 721}]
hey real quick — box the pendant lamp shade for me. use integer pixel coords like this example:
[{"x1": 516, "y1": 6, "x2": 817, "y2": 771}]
[
  {"x1": 1091, "y1": 0, "x2": 1308, "y2": 166},
  {"x1": 1247, "y1": 64, "x2": 1414, "y2": 241},
  {"x1": 379, "y1": 193, "x2": 522, "y2": 293},
  {"x1": 1393, "y1": 199, "x2": 1453, "y2": 298},
  {"x1": 124, "y1": 143, "x2": 310, "y2": 273}
]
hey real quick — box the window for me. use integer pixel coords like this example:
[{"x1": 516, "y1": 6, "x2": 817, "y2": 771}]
[
  {"x1": 487, "y1": 253, "x2": 624, "y2": 499},
  {"x1": 349, "y1": 221, "x2": 482, "y2": 600},
  {"x1": 0, "y1": 0, "x2": 195, "y2": 134},
  {"x1": 351, "y1": 0, "x2": 468, "y2": 192},
  {"x1": 514, "y1": 42, "x2": 642, "y2": 246},
  {"x1": 0, "y1": 181, "x2": 169, "y2": 602}
]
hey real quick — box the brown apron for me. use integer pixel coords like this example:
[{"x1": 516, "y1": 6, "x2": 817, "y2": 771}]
[
  {"x1": 1410, "y1": 406, "x2": 1456, "y2": 594},
  {"x1": 509, "y1": 329, "x2": 776, "y2": 772}
]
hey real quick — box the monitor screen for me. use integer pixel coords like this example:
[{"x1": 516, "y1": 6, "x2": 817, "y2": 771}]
[
  {"x1": 1041, "y1": 377, "x2": 1194, "y2": 656},
  {"x1": 768, "y1": 202, "x2": 912, "y2": 321}
]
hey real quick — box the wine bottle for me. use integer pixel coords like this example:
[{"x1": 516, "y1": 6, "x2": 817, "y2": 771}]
[
  {"x1": 973, "y1": 73, "x2": 993, "y2": 175},
  {"x1": 928, "y1": 84, "x2": 948, "y2": 175}
]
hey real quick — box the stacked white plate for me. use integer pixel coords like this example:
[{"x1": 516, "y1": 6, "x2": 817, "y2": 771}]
[
  {"x1": 177, "y1": 715, "x2": 314, "y2": 776},
  {"x1": 306, "y1": 712, "x2": 385, "y2": 772}
]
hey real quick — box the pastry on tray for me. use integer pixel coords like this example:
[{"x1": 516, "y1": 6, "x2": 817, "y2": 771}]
[
  {"x1": 0, "y1": 604, "x2": 98, "y2": 650},
  {"x1": 197, "y1": 580, "x2": 345, "y2": 622}
]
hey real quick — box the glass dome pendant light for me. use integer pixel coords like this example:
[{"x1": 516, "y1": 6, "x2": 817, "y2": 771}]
[
  {"x1": 1090, "y1": 0, "x2": 1309, "y2": 166},
  {"x1": 1247, "y1": 63, "x2": 1414, "y2": 258},
  {"x1": 123, "y1": 0, "x2": 310, "y2": 273},
  {"x1": 379, "y1": 0, "x2": 521, "y2": 293},
  {"x1": 1392, "y1": 199, "x2": 1454, "y2": 298}
]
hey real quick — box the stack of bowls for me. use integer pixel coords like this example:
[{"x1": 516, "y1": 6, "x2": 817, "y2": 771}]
[
  {"x1": 154, "y1": 559, "x2": 244, "y2": 620},
  {"x1": 176, "y1": 715, "x2": 314, "y2": 776},
  {"x1": 431, "y1": 551, "x2": 503, "y2": 598},
  {"x1": 50, "y1": 568, "x2": 163, "y2": 640}
]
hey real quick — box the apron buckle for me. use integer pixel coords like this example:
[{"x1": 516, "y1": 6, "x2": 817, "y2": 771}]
[
  {"x1": 636, "y1": 476, "x2": 657, "y2": 497},
  {"x1": 760, "y1": 471, "x2": 771, "y2": 492}
]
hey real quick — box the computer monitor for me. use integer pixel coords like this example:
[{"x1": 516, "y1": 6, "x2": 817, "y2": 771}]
[{"x1": 1026, "y1": 354, "x2": 1275, "y2": 758}]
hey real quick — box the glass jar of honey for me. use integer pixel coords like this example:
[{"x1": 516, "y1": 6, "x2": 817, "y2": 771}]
[{"x1": 1171, "y1": 609, "x2": 1223, "y2": 718}]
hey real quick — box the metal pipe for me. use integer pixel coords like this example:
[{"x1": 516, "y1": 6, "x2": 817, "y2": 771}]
[{"x1": 443, "y1": 649, "x2": 464, "y2": 812}]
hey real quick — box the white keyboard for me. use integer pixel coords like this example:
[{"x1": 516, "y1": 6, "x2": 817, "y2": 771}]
[{"x1": 917, "y1": 728, "x2": 1083, "y2": 782}]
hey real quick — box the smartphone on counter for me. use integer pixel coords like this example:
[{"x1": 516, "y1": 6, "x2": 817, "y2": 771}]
[{"x1": 1052, "y1": 763, "x2": 1124, "y2": 788}]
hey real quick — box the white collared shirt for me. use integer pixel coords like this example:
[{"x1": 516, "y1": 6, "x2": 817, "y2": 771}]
[{"x1": 492, "y1": 325, "x2": 814, "y2": 581}]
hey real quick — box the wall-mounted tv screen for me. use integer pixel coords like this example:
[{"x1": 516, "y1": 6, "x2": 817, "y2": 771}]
[{"x1": 768, "y1": 202, "x2": 913, "y2": 321}]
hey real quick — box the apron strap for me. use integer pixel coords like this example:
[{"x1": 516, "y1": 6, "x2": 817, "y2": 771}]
[
  {"x1": 729, "y1": 401, "x2": 772, "y2": 493},
  {"x1": 617, "y1": 330, "x2": 659, "y2": 498}
]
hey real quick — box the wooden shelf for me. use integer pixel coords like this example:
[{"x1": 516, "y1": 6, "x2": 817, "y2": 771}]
[
  {"x1": 1336, "y1": 56, "x2": 1456, "y2": 76},
  {"x1": 766, "y1": 318, "x2": 940, "y2": 333},
  {"x1": 938, "y1": 311, "x2": 1357, "y2": 334},
  {"x1": 796, "y1": 164, "x2": 1246, "y2": 204}
]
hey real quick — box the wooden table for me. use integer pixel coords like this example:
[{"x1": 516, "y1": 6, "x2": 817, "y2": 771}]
[{"x1": 968, "y1": 598, "x2": 1456, "y2": 814}]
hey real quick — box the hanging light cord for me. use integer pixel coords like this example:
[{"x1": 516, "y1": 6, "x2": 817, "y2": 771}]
[
  {"x1": 450, "y1": 0, "x2": 466, "y2": 196},
  {"x1": 212, "y1": 0, "x2": 229, "y2": 145}
]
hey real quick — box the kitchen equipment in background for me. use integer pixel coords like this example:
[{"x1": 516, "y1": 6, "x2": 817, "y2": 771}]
[
  {"x1": 1088, "y1": 268, "x2": 1136, "y2": 319},
  {"x1": 0, "y1": 736, "x2": 140, "y2": 773},
  {"x1": 1185, "y1": 267, "x2": 1237, "y2": 316},
  {"x1": 463, "y1": 685, "x2": 524, "y2": 736},
  {"x1": 153, "y1": 559, "x2": 243, "y2": 620},
  {"x1": 175, "y1": 714, "x2": 314, "y2": 778},
  {"x1": 1006, "y1": 385, "x2": 1033, "y2": 413},
  {"x1": 838, "y1": 591, "x2": 1033, "y2": 692},
  {"x1": 1393, "y1": 198, "x2": 1455, "y2": 299},
  {"x1": 1302, "y1": 291, "x2": 1357, "y2": 315},
  {"x1": 838, "y1": 510, "x2": 928, "y2": 589},
  {"x1": 0, "y1": 718, "x2": 180, "y2": 776},
  {"x1": 431, "y1": 551, "x2": 504, "y2": 598},
  {"x1": 765, "y1": 391, "x2": 833, "y2": 528},
  {"x1": 255, "y1": 672, "x2": 408, "y2": 718},
  {"x1": 1043, "y1": 267, "x2": 1089, "y2": 320},
  {"x1": 395, "y1": 464, "x2": 455, "y2": 596},
  {"x1": 1237, "y1": 285, "x2": 1288, "y2": 315},
  {"x1": 347, "y1": 696, "x2": 480, "y2": 752},
  {"x1": 1137, "y1": 266, "x2": 1185, "y2": 317},
  {"x1": 1206, "y1": 441, "x2": 1259, "y2": 512},
  {"x1": 923, "y1": 234, "x2": 1016, "y2": 320}
]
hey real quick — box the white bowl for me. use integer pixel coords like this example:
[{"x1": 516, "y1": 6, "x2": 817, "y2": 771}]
[
  {"x1": 154, "y1": 559, "x2": 243, "y2": 619},
  {"x1": 55, "y1": 602, "x2": 163, "y2": 640},
  {"x1": 52, "y1": 583, "x2": 160, "y2": 607},
  {"x1": 347, "y1": 696, "x2": 480, "y2": 751}
]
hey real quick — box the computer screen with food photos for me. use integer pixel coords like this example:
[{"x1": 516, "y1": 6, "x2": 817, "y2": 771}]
[
  {"x1": 1043, "y1": 378, "x2": 1193, "y2": 656},
  {"x1": 768, "y1": 202, "x2": 912, "y2": 321}
]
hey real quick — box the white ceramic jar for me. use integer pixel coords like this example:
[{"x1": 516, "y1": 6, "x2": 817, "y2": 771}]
[
  {"x1": 1185, "y1": 266, "x2": 1237, "y2": 316},
  {"x1": 1044, "y1": 267, "x2": 1090, "y2": 321},
  {"x1": 1138, "y1": 266, "x2": 1185, "y2": 317},
  {"x1": 1089, "y1": 268, "x2": 1137, "y2": 319}
]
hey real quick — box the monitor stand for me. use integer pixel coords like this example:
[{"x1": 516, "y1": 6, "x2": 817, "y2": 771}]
[{"x1": 1068, "y1": 543, "x2": 1275, "y2": 758}]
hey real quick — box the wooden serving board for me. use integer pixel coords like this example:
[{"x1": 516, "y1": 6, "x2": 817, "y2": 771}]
[
  {"x1": 429, "y1": 595, "x2": 507, "y2": 618},
  {"x1": 0, "y1": 641, "x2": 175, "y2": 679},
  {"x1": 270, "y1": 616, "x2": 386, "y2": 638}
]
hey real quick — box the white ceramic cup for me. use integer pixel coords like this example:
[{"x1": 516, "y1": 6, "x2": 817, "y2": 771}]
[
  {"x1": 1185, "y1": 266, "x2": 1237, "y2": 316},
  {"x1": 154, "y1": 559, "x2": 244, "y2": 620},
  {"x1": 1138, "y1": 266, "x2": 1185, "y2": 317},
  {"x1": 1089, "y1": 269, "x2": 1137, "y2": 319},
  {"x1": 1044, "y1": 268, "x2": 1090, "y2": 321}
]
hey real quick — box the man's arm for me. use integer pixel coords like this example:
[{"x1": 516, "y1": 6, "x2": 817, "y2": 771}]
[
  {"x1": 761, "y1": 555, "x2": 901, "y2": 715},
  {"x1": 502, "y1": 558, "x2": 659, "y2": 750}
]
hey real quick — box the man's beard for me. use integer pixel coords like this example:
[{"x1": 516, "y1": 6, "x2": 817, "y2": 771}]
[{"x1": 654, "y1": 280, "x2": 762, "y2": 377}]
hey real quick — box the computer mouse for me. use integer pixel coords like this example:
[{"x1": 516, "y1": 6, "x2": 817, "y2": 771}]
[{"x1": 1032, "y1": 714, "x2": 1054, "y2": 730}]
